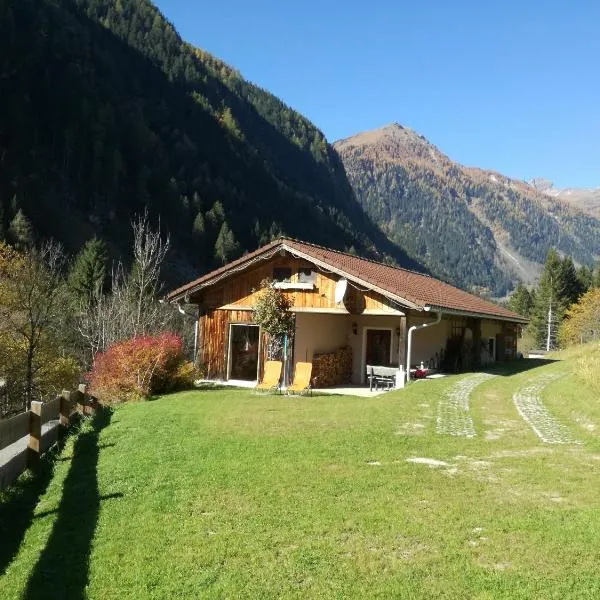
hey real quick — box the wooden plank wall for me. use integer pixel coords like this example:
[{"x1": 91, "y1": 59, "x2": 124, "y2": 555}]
[
  {"x1": 198, "y1": 308, "x2": 276, "y2": 381},
  {"x1": 199, "y1": 309, "x2": 257, "y2": 380},
  {"x1": 199, "y1": 256, "x2": 399, "y2": 314}
]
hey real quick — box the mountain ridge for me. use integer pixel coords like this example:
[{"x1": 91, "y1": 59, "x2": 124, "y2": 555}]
[
  {"x1": 334, "y1": 124, "x2": 600, "y2": 295},
  {"x1": 529, "y1": 179, "x2": 600, "y2": 219},
  {"x1": 0, "y1": 0, "x2": 421, "y2": 285}
]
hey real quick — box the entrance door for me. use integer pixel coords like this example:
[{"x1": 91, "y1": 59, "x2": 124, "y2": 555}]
[
  {"x1": 228, "y1": 324, "x2": 260, "y2": 381},
  {"x1": 365, "y1": 329, "x2": 392, "y2": 366}
]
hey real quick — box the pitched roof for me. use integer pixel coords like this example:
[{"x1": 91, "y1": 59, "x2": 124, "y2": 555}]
[{"x1": 167, "y1": 237, "x2": 527, "y2": 323}]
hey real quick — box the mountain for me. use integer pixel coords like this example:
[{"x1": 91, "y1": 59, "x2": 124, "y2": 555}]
[
  {"x1": 530, "y1": 180, "x2": 600, "y2": 219},
  {"x1": 334, "y1": 124, "x2": 600, "y2": 296},
  {"x1": 0, "y1": 0, "x2": 420, "y2": 284}
]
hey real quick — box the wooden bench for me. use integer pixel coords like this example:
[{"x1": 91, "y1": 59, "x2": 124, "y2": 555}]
[{"x1": 366, "y1": 365, "x2": 397, "y2": 391}]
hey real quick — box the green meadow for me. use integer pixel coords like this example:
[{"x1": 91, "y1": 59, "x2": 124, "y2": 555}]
[{"x1": 1, "y1": 344, "x2": 599, "y2": 599}]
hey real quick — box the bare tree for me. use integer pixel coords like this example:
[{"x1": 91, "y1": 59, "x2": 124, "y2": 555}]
[
  {"x1": 77, "y1": 212, "x2": 175, "y2": 365},
  {"x1": 130, "y1": 211, "x2": 170, "y2": 336}
]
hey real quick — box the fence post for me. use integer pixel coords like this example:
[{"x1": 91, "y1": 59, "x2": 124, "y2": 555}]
[
  {"x1": 78, "y1": 384, "x2": 89, "y2": 416},
  {"x1": 27, "y1": 400, "x2": 43, "y2": 468},
  {"x1": 59, "y1": 390, "x2": 71, "y2": 427}
]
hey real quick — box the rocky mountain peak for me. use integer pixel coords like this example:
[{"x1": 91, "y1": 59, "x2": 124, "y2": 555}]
[{"x1": 334, "y1": 123, "x2": 449, "y2": 166}]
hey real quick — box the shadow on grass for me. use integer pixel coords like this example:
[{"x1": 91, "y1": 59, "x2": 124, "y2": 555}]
[
  {"x1": 193, "y1": 383, "x2": 253, "y2": 392},
  {"x1": 480, "y1": 358, "x2": 559, "y2": 377},
  {"x1": 0, "y1": 425, "x2": 74, "y2": 576},
  {"x1": 23, "y1": 407, "x2": 114, "y2": 600},
  {"x1": 143, "y1": 383, "x2": 240, "y2": 400}
]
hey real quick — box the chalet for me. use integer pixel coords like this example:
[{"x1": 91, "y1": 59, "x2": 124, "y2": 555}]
[{"x1": 167, "y1": 238, "x2": 527, "y2": 388}]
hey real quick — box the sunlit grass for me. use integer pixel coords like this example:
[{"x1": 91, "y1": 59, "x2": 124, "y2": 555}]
[{"x1": 1, "y1": 346, "x2": 600, "y2": 598}]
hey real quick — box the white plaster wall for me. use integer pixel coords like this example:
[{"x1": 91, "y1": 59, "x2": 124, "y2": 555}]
[
  {"x1": 293, "y1": 313, "x2": 351, "y2": 364},
  {"x1": 293, "y1": 313, "x2": 407, "y2": 384},
  {"x1": 406, "y1": 316, "x2": 450, "y2": 368},
  {"x1": 348, "y1": 314, "x2": 406, "y2": 384},
  {"x1": 293, "y1": 313, "x2": 508, "y2": 383}
]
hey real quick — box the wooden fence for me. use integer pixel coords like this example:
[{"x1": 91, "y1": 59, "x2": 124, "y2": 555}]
[{"x1": 0, "y1": 385, "x2": 97, "y2": 491}]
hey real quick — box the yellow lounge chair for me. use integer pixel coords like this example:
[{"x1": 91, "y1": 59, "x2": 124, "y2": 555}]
[
  {"x1": 256, "y1": 360, "x2": 282, "y2": 393},
  {"x1": 286, "y1": 362, "x2": 313, "y2": 395}
]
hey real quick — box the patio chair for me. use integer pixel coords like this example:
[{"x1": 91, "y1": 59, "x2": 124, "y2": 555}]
[
  {"x1": 286, "y1": 362, "x2": 313, "y2": 396},
  {"x1": 256, "y1": 360, "x2": 282, "y2": 393}
]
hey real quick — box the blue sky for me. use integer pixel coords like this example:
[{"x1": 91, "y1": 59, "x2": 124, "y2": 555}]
[{"x1": 154, "y1": 0, "x2": 600, "y2": 188}]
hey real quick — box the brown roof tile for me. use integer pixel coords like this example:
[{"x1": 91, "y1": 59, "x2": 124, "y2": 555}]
[{"x1": 168, "y1": 237, "x2": 527, "y2": 323}]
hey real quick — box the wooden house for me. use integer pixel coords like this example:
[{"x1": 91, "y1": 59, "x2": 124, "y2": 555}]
[{"x1": 167, "y1": 238, "x2": 528, "y2": 387}]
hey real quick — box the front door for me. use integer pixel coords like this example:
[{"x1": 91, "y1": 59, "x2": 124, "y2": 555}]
[
  {"x1": 365, "y1": 329, "x2": 392, "y2": 366},
  {"x1": 228, "y1": 324, "x2": 260, "y2": 381}
]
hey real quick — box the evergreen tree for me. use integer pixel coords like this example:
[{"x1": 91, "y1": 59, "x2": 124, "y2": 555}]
[
  {"x1": 214, "y1": 222, "x2": 239, "y2": 265},
  {"x1": 8, "y1": 209, "x2": 34, "y2": 249},
  {"x1": 68, "y1": 237, "x2": 108, "y2": 300},
  {"x1": 508, "y1": 282, "x2": 534, "y2": 317},
  {"x1": 558, "y1": 256, "x2": 583, "y2": 306},
  {"x1": 529, "y1": 249, "x2": 565, "y2": 350},
  {"x1": 192, "y1": 211, "x2": 205, "y2": 239},
  {"x1": 577, "y1": 265, "x2": 594, "y2": 293}
]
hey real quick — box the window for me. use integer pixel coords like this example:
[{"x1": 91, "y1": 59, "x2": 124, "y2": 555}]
[
  {"x1": 272, "y1": 266, "x2": 316, "y2": 290},
  {"x1": 273, "y1": 267, "x2": 292, "y2": 283},
  {"x1": 297, "y1": 268, "x2": 316, "y2": 284},
  {"x1": 451, "y1": 319, "x2": 465, "y2": 338}
]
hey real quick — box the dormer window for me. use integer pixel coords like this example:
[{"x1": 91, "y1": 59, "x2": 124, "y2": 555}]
[
  {"x1": 273, "y1": 267, "x2": 292, "y2": 283},
  {"x1": 298, "y1": 268, "x2": 316, "y2": 284},
  {"x1": 272, "y1": 266, "x2": 316, "y2": 290}
]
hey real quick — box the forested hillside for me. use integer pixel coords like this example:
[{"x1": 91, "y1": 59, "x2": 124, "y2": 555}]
[
  {"x1": 0, "y1": 0, "x2": 419, "y2": 284},
  {"x1": 335, "y1": 124, "x2": 600, "y2": 296}
]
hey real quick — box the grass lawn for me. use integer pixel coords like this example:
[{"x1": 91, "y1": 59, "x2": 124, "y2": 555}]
[{"x1": 1, "y1": 344, "x2": 600, "y2": 599}]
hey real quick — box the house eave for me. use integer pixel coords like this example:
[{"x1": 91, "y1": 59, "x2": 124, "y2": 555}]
[
  {"x1": 168, "y1": 241, "x2": 424, "y2": 312},
  {"x1": 166, "y1": 245, "x2": 283, "y2": 303},
  {"x1": 423, "y1": 305, "x2": 529, "y2": 324}
]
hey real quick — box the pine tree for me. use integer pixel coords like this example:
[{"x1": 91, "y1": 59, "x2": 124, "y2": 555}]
[
  {"x1": 192, "y1": 211, "x2": 205, "y2": 238},
  {"x1": 68, "y1": 237, "x2": 109, "y2": 300},
  {"x1": 558, "y1": 256, "x2": 583, "y2": 307},
  {"x1": 8, "y1": 209, "x2": 34, "y2": 249},
  {"x1": 529, "y1": 249, "x2": 564, "y2": 350},
  {"x1": 220, "y1": 107, "x2": 242, "y2": 138},
  {"x1": 508, "y1": 282, "x2": 534, "y2": 317},
  {"x1": 577, "y1": 265, "x2": 594, "y2": 293},
  {"x1": 214, "y1": 222, "x2": 239, "y2": 265}
]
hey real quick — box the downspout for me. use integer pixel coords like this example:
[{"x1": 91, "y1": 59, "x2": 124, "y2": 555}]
[
  {"x1": 176, "y1": 302, "x2": 199, "y2": 363},
  {"x1": 406, "y1": 309, "x2": 443, "y2": 382}
]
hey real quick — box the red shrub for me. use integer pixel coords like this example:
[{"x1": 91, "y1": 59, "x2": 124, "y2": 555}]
[{"x1": 88, "y1": 333, "x2": 191, "y2": 402}]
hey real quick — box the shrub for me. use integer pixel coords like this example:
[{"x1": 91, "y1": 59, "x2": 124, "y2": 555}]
[
  {"x1": 577, "y1": 344, "x2": 600, "y2": 394},
  {"x1": 559, "y1": 288, "x2": 600, "y2": 347},
  {"x1": 88, "y1": 332, "x2": 193, "y2": 403},
  {"x1": 253, "y1": 279, "x2": 294, "y2": 336}
]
